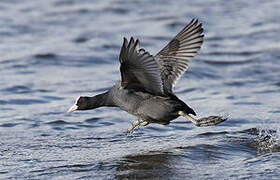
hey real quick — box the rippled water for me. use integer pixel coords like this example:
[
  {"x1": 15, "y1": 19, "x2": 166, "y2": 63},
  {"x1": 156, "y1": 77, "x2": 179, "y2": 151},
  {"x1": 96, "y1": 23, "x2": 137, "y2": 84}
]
[{"x1": 1, "y1": 0, "x2": 280, "y2": 179}]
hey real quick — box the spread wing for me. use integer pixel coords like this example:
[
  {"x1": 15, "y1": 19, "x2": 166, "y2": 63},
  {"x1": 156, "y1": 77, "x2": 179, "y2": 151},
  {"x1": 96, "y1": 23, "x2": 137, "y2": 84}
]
[
  {"x1": 155, "y1": 19, "x2": 204, "y2": 94},
  {"x1": 119, "y1": 37, "x2": 163, "y2": 95}
]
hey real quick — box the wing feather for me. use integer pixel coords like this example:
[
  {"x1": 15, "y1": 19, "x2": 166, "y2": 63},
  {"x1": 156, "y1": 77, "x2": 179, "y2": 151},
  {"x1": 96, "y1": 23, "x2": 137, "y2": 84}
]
[
  {"x1": 119, "y1": 37, "x2": 163, "y2": 95},
  {"x1": 155, "y1": 19, "x2": 204, "y2": 94}
]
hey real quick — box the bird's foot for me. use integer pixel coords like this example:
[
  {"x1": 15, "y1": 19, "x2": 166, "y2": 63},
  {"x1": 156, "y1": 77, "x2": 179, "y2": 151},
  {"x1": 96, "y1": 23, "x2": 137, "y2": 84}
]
[
  {"x1": 194, "y1": 116, "x2": 227, "y2": 126},
  {"x1": 178, "y1": 111, "x2": 227, "y2": 127},
  {"x1": 127, "y1": 119, "x2": 149, "y2": 133}
]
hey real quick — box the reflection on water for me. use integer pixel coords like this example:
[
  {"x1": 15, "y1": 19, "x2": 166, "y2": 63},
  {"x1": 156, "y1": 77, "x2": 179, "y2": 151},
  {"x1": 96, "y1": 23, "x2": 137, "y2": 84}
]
[
  {"x1": 116, "y1": 153, "x2": 175, "y2": 179},
  {"x1": 0, "y1": 0, "x2": 280, "y2": 179},
  {"x1": 115, "y1": 128, "x2": 280, "y2": 179}
]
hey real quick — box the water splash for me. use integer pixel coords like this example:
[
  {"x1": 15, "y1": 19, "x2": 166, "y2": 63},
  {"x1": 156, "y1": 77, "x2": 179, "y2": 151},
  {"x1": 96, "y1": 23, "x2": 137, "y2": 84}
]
[{"x1": 252, "y1": 124, "x2": 280, "y2": 153}]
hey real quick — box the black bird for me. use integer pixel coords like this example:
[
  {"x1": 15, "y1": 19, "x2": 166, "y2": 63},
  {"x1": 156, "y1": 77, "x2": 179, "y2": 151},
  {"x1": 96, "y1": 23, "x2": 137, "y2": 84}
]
[{"x1": 68, "y1": 19, "x2": 227, "y2": 132}]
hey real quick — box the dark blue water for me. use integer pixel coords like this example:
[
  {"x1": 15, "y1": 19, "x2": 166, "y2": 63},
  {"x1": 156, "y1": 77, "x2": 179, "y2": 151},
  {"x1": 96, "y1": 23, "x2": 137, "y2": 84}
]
[{"x1": 1, "y1": 0, "x2": 280, "y2": 179}]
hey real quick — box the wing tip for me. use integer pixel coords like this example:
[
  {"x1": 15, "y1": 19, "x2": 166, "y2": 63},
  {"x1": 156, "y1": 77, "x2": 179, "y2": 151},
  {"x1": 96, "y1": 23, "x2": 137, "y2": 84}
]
[
  {"x1": 128, "y1": 37, "x2": 134, "y2": 47},
  {"x1": 122, "y1": 37, "x2": 128, "y2": 48},
  {"x1": 188, "y1": 18, "x2": 203, "y2": 32}
]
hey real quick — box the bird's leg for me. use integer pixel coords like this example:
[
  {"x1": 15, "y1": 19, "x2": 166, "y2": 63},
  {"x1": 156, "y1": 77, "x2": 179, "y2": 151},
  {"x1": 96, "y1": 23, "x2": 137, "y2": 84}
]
[
  {"x1": 178, "y1": 111, "x2": 227, "y2": 127},
  {"x1": 127, "y1": 118, "x2": 149, "y2": 133},
  {"x1": 178, "y1": 111, "x2": 198, "y2": 125}
]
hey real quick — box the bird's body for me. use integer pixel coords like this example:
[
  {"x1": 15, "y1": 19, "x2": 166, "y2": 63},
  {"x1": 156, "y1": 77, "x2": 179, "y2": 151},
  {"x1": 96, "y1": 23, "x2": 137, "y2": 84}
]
[
  {"x1": 69, "y1": 19, "x2": 227, "y2": 132},
  {"x1": 106, "y1": 82, "x2": 194, "y2": 125}
]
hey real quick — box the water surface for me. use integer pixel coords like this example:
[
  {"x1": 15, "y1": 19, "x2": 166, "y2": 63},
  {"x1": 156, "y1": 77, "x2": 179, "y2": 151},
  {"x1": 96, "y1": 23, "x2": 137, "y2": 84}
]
[{"x1": 0, "y1": 0, "x2": 280, "y2": 179}]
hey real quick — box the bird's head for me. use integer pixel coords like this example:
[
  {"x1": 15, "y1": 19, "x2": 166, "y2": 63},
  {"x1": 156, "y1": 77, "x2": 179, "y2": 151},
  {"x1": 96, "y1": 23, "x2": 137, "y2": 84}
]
[
  {"x1": 68, "y1": 96, "x2": 89, "y2": 112},
  {"x1": 68, "y1": 93, "x2": 108, "y2": 112}
]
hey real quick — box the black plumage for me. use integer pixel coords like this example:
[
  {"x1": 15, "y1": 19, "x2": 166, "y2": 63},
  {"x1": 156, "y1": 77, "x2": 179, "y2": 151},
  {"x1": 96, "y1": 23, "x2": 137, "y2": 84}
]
[{"x1": 68, "y1": 19, "x2": 227, "y2": 132}]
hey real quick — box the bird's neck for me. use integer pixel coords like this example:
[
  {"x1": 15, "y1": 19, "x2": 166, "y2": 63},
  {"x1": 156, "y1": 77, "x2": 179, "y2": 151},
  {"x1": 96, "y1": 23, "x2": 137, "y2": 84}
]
[{"x1": 88, "y1": 92, "x2": 110, "y2": 109}]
